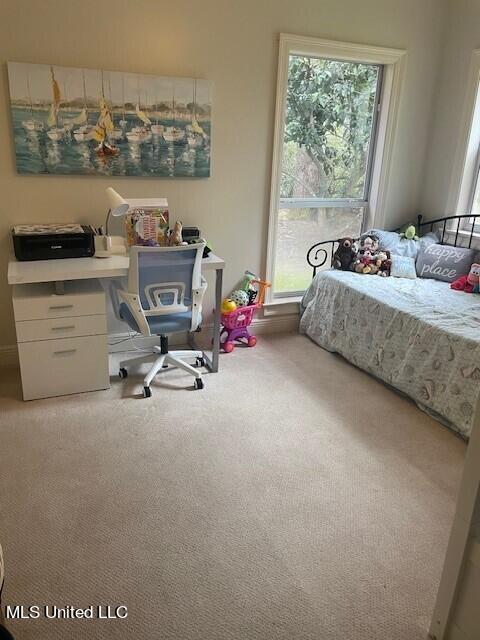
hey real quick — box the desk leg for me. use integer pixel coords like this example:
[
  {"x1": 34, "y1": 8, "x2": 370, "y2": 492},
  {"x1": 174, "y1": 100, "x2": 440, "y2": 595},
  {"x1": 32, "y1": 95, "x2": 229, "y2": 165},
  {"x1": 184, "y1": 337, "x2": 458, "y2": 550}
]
[
  {"x1": 211, "y1": 267, "x2": 223, "y2": 373},
  {"x1": 188, "y1": 267, "x2": 222, "y2": 373}
]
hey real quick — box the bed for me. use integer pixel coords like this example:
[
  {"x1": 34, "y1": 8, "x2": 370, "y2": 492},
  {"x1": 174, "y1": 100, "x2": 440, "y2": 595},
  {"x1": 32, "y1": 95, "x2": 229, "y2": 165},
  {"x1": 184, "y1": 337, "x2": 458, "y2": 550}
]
[{"x1": 300, "y1": 215, "x2": 480, "y2": 438}]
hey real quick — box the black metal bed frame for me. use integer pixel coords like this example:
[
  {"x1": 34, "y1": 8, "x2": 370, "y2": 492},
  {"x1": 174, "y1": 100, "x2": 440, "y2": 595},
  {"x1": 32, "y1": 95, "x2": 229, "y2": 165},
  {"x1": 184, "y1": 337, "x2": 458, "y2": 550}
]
[{"x1": 306, "y1": 213, "x2": 480, "y2": 277}]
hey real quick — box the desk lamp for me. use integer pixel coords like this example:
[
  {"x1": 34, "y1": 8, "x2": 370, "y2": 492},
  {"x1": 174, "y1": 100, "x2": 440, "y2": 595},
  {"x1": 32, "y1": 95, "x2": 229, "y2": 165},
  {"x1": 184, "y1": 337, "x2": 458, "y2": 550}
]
[
  {"x1": 105, "y1": 187, "x2": 129, "y2": 235},
  {"x1": 94, "y1": 188, "x2": 129, "y2": 257}
]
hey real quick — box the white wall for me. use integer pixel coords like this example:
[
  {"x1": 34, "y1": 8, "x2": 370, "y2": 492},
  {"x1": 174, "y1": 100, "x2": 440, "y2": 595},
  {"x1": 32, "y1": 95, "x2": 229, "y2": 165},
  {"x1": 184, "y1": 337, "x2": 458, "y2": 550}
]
[
  {"x1": 422, "y1": 0, "x2": 480, "y2": 217},
  {"x1": 0, "y1": 0, "x2": 446, "y2": 347}
]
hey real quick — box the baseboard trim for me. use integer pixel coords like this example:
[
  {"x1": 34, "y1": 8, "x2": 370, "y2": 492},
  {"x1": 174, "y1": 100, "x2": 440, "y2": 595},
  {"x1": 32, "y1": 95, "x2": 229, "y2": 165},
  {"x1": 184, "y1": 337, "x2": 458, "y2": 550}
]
[
  {"x1": 0, "y1": 315, "x2": 300, "y2": 364},
  {"x1": 107, "y1": 314, "x2": 299, "y2": 354}
]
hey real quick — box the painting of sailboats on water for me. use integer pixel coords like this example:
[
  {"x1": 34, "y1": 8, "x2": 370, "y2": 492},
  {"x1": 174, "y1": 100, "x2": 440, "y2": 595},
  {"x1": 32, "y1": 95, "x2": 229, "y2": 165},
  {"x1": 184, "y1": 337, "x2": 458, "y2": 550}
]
[{"x1": 7, "y1": 62, "x2": 211, "y2": 177}]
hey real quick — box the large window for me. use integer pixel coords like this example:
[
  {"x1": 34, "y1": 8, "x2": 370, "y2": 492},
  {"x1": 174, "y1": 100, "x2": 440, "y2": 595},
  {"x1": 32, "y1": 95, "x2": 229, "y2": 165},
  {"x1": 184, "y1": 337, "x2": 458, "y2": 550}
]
[
  {"x1": 449, "y1": 49, "x2": 480, "y2": 236},
  {"x1": 267, "y1": 35, "x2": 405, "y2": 301}
]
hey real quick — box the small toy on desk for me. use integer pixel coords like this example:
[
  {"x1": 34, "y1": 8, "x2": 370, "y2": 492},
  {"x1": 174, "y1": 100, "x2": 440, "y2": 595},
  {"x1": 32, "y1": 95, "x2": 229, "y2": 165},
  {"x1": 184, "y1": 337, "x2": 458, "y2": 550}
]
[
  {"x1": 220, "y1": 275, "x2": 271, "y2": 353},
  {"x1": 169, "y1": 220, "x2": 186, "y2": 246}
]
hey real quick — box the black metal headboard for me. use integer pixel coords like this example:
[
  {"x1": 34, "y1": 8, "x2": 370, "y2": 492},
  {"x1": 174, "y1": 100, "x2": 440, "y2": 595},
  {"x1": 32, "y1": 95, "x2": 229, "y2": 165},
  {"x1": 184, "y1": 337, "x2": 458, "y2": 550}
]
[{"x1": 306, "y1": 213, "x2": 480, "y2": 277}]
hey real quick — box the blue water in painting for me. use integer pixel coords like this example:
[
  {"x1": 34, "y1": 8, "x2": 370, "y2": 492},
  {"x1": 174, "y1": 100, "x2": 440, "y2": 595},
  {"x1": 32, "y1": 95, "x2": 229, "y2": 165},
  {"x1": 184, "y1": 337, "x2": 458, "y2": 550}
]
[{"x1": 11, "y1": 107, "x2": 211, "y2": 177}]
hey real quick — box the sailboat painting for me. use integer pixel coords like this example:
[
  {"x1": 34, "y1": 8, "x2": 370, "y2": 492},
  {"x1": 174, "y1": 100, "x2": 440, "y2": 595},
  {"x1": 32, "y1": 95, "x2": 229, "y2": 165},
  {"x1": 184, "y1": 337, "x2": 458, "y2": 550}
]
[{"x1": 7, "y1": 61, "x2": 211, "y2": 177}]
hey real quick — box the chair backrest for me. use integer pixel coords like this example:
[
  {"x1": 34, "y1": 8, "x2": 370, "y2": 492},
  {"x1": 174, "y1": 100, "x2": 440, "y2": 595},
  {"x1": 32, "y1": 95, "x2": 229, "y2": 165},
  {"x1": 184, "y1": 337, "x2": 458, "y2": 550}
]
[{"x1": 128, "y1": 243, "x2": 205, "y2": 317}]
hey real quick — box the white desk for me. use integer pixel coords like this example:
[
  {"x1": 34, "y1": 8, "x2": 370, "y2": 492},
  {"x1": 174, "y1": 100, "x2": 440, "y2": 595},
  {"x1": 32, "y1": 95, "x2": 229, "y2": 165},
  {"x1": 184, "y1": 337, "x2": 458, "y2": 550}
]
[{"x1": 8, "y1": 253, "x2": 225, "y2": 398}]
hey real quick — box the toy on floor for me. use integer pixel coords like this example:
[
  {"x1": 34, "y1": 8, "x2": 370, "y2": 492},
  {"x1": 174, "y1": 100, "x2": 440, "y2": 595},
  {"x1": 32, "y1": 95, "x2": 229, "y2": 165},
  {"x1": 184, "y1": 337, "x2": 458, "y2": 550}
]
[
  {"x1": 221, "y1": 298, "x2": 237, "y2": 313},
  {"x1": 231, "y1": 289, "x2": 249, "y2": 307},
  {"x1": 220, "y1": 276, "x2": 271, "y2": 353}
]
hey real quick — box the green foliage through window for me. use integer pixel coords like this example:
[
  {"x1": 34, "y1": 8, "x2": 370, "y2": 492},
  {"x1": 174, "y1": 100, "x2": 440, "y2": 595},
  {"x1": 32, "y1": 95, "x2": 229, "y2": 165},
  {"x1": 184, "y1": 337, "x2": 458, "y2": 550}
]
[{"x1": 280, "y1": 56, "x2": 381, "y2": 200}]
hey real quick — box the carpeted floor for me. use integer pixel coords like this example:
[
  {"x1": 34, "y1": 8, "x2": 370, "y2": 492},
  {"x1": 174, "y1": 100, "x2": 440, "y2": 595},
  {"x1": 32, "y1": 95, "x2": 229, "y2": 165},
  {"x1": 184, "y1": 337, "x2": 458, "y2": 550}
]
[{"x1": 0, "y1": 333, "x2": 465, "y2": 640}]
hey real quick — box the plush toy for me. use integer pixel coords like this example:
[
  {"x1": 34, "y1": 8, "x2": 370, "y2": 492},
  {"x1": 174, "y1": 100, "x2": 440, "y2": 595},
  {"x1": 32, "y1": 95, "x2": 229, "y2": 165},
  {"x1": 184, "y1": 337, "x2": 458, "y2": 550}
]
[
  {"x1": 399, "y1": 224, "x2": 419, "y2": 241},
  {"x1": 332, "y1": 238, "x2": 357, "y2": 271},
  {"x1": 375, "y1": 250, "x2": 391, "y2": 277},
  {"x1": 231, "y1": 289, "x2": 249, "y2": 307},
  {"x1": 451, "y1": 263, "x2": 480, "y2": 293},
  {"x1": 241, "y1": 270, "x2": 257, "y2": 292},
  {"x1": 352, "y1": 234, "x2": 380, "y2": 274},
  {"x1": 169, "y1": 220, "x2": 184, "y2": 246}
]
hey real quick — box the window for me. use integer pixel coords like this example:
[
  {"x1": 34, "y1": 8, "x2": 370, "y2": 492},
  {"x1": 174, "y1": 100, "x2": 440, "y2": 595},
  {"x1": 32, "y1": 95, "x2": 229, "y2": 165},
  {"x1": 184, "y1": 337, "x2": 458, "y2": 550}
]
[
  {"x1": 445, "y1": 49, "x2": 480, "y2": 236},
  {"x1": 266, "y1": 35, "x2": 406, "y2": 301}
]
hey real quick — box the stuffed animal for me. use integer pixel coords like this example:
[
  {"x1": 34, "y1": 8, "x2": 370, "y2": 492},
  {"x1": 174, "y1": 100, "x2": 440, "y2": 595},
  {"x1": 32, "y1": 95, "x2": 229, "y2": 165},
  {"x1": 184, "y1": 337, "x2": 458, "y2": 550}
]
[
  {"x1": 169, "y1": 220, "x2": 184, "y2": 246},
  {"x1": 451, "y1": 263, "x2": 480, "y2": 293},
  {"x1": 400, "y1": 224, "x2": 419, "y2": 241},
  {"x1": 231, "y1": 289, "x2": 249, "y2": 307},
  {"x1": 332, "y1": 238, "x2": 357, "y2": 271},
  {"x1": 375, "y1": 250, "x2": 391, "y2": 277},
  {"x1": 352, "y1": 234, "x2": 380, "y2": 274},
  {"x1": 354, "y1": 249, "x2": 375, "y2": 274}
]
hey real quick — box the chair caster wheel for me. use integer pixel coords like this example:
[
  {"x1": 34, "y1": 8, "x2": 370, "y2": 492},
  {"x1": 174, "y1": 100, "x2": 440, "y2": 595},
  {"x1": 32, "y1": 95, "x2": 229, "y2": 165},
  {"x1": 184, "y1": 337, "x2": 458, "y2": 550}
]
[
  {"x1": 143, "y1": 386, "x2": 152, "y2": 398},
  {"x1": 194, "y1": 378, "x2": 204, "y2": 390},
  {"x1": 119, "y1": 367, "x2": 128, "y2": 379},
  {"x1": 195, "y1": 356, "x2": 205, "y2": 367}
]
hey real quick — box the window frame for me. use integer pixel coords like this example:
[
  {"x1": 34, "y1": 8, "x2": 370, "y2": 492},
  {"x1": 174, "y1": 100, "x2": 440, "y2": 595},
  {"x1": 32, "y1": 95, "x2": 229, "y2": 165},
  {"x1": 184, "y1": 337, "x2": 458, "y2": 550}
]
[
  {"x1": 265, "y1": 34, "x2": 406, "y2": 305},
  {"x1": 445, "y1": 49, "x2": 480, "y2": 237}
]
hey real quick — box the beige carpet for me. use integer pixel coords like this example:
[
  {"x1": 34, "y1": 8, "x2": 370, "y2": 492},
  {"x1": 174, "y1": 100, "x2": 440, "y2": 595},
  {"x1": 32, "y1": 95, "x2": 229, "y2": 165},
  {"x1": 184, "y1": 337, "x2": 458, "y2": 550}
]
[{"x1": 0, "y1": 333, "x2": 465, "y2": 640}]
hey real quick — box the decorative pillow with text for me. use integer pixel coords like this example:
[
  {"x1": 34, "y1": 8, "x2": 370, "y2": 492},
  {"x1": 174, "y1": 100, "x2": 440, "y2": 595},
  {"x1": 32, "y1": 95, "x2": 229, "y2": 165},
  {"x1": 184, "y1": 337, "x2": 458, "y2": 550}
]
[{"x1": 416, "y1": 244, "x2": 477, "y2": 283}]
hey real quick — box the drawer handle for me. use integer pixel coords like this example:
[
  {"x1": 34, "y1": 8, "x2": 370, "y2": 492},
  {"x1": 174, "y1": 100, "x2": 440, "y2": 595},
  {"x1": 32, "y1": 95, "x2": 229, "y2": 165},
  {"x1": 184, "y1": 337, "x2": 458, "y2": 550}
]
[
  {"x1": 49, "y1": 304, "x2": 74, "y2": 310},
  {"x1": 53, "y1": 349, "x2": 77, "y2": 356},
  {"x1": 51, "y1": 325, "x2": 75, "y2": 331}
]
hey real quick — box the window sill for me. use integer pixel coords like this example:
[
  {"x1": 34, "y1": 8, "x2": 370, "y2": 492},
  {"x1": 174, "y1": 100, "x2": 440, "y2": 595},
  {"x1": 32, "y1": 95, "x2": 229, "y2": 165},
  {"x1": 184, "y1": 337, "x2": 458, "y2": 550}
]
[{"x1": 263, "y1": 297, "x2": 302, "y2": 317}]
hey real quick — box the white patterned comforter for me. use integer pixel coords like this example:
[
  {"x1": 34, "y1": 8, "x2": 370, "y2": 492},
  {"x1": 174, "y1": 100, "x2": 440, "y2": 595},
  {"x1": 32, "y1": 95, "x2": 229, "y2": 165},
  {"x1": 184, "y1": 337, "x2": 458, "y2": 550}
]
[{"x1": 300, "y1": 270, "x2": 480, "y2": 438}]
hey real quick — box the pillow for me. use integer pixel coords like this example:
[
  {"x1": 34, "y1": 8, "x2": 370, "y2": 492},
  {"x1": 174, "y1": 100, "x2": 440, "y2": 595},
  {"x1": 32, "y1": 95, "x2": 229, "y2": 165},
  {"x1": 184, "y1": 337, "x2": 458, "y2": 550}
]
[
  {"x1": 369, "y1": 228, "x2": 439, "y2": 259},
  {"x1": 390, "y1": 255, "x2": 417, "y2": 279},
  {"x1": 416, "y1": 244, "x2": 477, "y2": 283}
]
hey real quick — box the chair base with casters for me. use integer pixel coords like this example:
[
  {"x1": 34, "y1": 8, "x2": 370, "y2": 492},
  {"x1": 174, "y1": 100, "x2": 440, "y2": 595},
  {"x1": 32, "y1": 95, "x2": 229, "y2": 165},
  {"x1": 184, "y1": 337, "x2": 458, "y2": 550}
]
[{"x1": 118, "y1": 335, "x2": 205, "y2": 398}]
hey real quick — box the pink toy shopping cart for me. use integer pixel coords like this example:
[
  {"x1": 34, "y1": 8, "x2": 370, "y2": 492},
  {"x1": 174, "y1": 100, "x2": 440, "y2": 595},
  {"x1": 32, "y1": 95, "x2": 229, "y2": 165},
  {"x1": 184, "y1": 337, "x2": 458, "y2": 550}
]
[{"x1": 220, "y1": 279, "x2": 270, "y2": 353}]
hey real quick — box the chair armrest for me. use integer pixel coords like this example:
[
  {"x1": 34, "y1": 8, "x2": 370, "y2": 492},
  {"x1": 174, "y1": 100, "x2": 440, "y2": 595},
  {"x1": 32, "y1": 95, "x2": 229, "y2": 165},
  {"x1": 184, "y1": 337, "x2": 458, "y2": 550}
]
[
  {"x1": 191, "y1": 276, "x2": 207, "y2": 331},
  {"x1": 118, "y1": 290, "x2": 151, "y2": 336}
]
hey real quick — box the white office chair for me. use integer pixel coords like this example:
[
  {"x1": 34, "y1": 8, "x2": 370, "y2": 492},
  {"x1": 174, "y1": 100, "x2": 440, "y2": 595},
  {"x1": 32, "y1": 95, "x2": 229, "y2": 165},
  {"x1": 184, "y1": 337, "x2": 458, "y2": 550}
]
[{"x1": 116, "y1": 243, "x2": 207, "y2": 397}]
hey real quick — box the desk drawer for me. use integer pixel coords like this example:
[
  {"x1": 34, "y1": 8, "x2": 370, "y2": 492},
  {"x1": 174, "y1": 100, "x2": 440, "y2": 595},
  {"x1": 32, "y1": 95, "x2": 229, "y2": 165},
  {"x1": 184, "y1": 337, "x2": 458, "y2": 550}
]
[
  {"x1": 18, "y1": 335, "x2": 110, "y2": 400},
  {"x1": 12, "y1": 282, "x2": 106, "y2": 321},
  {"x1": 16, "y1": 314, "x2": 107, "y2": 343}
]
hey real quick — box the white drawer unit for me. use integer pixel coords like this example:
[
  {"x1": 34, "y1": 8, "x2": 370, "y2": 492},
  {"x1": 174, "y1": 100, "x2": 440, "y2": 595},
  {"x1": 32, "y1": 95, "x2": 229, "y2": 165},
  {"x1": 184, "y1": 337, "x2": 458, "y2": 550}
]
[
  {"x1": 12, "y1": 281, "x2": 106, "y2": 321},
  {"x1": 15, "y1": 314, "x2": 107, "y2": 343},
  {"x1": 12, "y1": 280, "x2": 110, "y2": 401}
]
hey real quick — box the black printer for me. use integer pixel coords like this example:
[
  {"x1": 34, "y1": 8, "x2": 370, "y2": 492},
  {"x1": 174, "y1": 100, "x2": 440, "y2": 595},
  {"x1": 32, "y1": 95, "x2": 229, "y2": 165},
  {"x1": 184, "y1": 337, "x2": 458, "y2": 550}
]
[{"x1": 12, "y1": 224, "x2": 95, "y2": 261}]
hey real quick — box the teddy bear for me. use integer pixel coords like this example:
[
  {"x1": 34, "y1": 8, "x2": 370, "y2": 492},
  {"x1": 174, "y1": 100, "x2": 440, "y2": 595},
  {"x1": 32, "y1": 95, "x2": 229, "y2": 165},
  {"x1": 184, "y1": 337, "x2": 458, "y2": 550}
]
[
  {"x1": 332, "y1": 237, "x2": 357, "y2": 271},
  {"x1": 451, "y1": 263, "x2": 480, "y2": 293}
]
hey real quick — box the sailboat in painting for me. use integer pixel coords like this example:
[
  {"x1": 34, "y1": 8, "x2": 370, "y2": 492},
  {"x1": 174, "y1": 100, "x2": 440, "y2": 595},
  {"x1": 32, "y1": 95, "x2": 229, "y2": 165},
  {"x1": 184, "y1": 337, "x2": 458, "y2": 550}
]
[
  {"x1": 73, "y1": 70, "x2": 95, "y2": 142},
  {"x1": 186, "y1": 79, "x2": 205, "y2": 148},
  {"x1": 151, "y1": 92, "x2": 164, "y2": 136},
  {"x1": 163, "y1": 83, "x2": 185, "y2": 144},
  {"x1": 46, "y1": 66, "x2": 66, "y2": 141},
  {"x1": 126, "y1": 85, "x2": 152, "y2": 143},
  {"x1": 21, "y1": 70, "x2": 44, "y2": 133},
  {"x1": 92, "y1": 95, "x2": 119, "y2": 156},
  {"x1": 106, "y1": 73, "x2": 124, "y2": 142}
]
